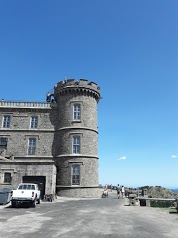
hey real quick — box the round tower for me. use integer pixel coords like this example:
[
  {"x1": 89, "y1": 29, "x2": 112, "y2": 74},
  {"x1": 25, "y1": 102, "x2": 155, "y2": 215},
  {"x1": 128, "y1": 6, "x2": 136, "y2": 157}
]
[{"x1": 53, "y1": 79, "x2": 100, "y2": 197}]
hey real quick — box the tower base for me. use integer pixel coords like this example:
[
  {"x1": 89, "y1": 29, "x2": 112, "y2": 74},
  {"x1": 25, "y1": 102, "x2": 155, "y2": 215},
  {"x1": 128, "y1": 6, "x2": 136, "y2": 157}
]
[{"x1": 56, "y1": 186, "x2": 101, "y2": 198}]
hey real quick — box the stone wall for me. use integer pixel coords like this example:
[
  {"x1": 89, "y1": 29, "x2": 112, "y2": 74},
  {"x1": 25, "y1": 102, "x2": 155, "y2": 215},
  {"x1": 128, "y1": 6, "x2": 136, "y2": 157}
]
[
  {"x1": 0, "y1": 108, "x2": 54, "y2": 158},
  {"x1": 0, "y1": 160, "x2": 56, "y2": 195},
  {"x1": 52, "y1": 129, "x2": 98, "y2": 156},
  {"x1": 53, "y1": 79, "x2": 100, "y2": 197},
  {"x1": 0, "y1": 110, "x2": 53, "y2": 130},
  {"x1": 51, "y1": 95, "x2": 98, "y2": 130},
  {"x1": 0, "y1": 78, "x2": 101, "y2": 198},
  {"x1": 56, "y1": 157, "x2": 98, "y2": 187},
  {"x1": 57, "y1": 187, "x2": 101, "y2": 198}
]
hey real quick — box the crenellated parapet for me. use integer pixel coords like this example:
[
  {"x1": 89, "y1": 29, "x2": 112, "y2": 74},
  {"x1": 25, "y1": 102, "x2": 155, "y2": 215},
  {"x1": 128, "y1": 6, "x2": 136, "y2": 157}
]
[{"x1": 54, "y1": 79, "x2": 100, "y2": 102}]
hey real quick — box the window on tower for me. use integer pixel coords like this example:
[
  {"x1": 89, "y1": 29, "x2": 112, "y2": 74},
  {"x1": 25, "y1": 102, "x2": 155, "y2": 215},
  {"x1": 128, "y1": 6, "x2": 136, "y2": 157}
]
[
  {"x1": 71, "y1": 164, "x2": 80, "y2": 185},
  {"x1": 72, "y1": 136, "x2": 80, "y2": 154},
  {"x1": 73, "y1": 104, "x2": 81, "y2": 121}
]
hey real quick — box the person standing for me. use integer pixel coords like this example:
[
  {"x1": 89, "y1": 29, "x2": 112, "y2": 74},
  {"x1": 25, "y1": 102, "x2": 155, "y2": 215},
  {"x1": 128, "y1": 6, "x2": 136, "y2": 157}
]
[
  {"x1": 116, "y1": 184, "x2": 120, "y2": 198},
  {"x1": 46, "y1": 92, "x2": 51, "y2": 102},
  {"x1": 121, "y1": 185, "x2": 125, "y2": 198}
]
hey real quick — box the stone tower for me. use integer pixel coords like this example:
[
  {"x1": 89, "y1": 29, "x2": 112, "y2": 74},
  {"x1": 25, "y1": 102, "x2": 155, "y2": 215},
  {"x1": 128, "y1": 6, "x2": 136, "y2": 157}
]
[{"x1": 52, "y1": 79, "x2": 100, "y2": 197}]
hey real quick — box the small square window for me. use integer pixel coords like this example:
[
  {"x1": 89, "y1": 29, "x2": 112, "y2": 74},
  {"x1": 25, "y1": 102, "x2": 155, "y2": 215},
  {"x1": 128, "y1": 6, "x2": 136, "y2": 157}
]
[
  {"x1": 3, "y1": 115, "x2": 10, "y2": 128},
  {"x1": 31, "y1": 116, "x2": 38, "y2": 128}
]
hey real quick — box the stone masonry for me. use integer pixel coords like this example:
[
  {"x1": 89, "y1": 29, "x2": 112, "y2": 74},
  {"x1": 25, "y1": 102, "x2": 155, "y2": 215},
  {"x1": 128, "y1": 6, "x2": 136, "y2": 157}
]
[{"x1": 0, "y1": 79, "x2": 100, "y2": 198}]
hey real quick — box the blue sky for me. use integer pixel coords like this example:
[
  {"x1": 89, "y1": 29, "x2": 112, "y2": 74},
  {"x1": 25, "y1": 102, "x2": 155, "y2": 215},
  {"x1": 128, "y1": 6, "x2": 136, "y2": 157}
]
[{"x1": 0, "y1": 0, "x2": 178, "y2": 188}]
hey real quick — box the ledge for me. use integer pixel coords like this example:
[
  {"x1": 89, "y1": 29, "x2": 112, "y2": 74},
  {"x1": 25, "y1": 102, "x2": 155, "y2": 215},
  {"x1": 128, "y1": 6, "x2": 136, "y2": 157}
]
[
  {"x1": 56, "y1": 185, "x2": 99, "y2": 188},
  {"x1": 55, "y1": 154, "x2": 99, "y2": 159},
  {"x1": 0, "y1": 129, "x2": 54, "y2": 132},
  {"x1": 55, "y1": 126, "x2": 98, "y2": 133}
]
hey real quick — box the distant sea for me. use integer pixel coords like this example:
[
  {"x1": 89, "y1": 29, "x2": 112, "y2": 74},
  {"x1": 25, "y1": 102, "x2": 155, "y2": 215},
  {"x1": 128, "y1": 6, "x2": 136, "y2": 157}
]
[{"x1": 171, "y1": 189, "x2": 178, "y2": 194}]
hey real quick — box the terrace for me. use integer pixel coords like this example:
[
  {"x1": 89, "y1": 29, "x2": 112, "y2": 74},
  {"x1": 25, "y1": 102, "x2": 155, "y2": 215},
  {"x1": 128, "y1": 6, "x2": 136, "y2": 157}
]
[{"x1": 0, "y1": 100, "x2": 51, "y2": 109}]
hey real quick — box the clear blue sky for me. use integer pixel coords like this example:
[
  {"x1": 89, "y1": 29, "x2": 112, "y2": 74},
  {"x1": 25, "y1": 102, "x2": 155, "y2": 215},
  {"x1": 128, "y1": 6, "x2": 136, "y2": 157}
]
[{"x1": 0, "y1": 0, "x2": 178, "y2": 188}]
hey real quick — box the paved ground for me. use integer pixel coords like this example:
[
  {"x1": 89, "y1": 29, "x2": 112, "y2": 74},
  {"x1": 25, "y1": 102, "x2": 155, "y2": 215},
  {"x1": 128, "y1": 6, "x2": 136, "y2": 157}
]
[{"x1": 0, "y1": 190, "x2": 178, "y2": 238}]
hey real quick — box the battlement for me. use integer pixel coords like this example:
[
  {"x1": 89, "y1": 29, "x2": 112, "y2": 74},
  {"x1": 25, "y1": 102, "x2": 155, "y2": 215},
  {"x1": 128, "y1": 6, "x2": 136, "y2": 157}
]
[
  {"x1": 55, "y1": 79, "x2": 100, "y2": 91},
  {"x1": 54, "y1": 79, "x2": 100, "y2": 101}
]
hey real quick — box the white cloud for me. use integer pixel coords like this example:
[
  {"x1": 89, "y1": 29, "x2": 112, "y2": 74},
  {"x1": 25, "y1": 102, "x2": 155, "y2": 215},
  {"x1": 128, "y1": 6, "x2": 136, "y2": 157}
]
[
  {"x1": 118, "y1": 156, "x2": 126, "y2": 160},
  {"x1": 171, "y1": 155, "x2": 177, "y2": 159}
]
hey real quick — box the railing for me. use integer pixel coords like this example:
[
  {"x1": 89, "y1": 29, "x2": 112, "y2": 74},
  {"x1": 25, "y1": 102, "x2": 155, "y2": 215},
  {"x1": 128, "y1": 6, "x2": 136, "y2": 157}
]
[
  {"x1": 128, "y1": 194, "x2": 178, "y2": 212},
  {"x1": 136, "y1": 197, "x2": 176, "y2": 201},
  {"x1": 0, "y1": 101, "x2": 51, "y2": 108}
]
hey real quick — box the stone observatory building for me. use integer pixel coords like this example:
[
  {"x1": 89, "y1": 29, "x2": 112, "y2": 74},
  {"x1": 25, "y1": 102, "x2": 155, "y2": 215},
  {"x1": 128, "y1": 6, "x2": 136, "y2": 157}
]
[{"x1": 0, "y1": 79, "x2": 100, "y2": 198}]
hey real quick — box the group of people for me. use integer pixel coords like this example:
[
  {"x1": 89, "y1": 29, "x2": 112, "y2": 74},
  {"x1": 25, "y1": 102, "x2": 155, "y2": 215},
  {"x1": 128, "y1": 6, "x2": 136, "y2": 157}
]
[
  {"x1": 117, "y1": 184, "x2": 125, "y2": 198},
  {"x1": 46, "y1": 92, "x2": 55, "y2": 103},
  {"x1": 102, "y1": 184, "x2": 125, "y2": 199}
]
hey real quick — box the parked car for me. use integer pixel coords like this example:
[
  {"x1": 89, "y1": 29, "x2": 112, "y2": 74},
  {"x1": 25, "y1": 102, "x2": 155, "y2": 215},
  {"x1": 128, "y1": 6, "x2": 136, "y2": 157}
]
[{"x1": 11, "y1": 183, "x2": 41, "y2": 208}]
